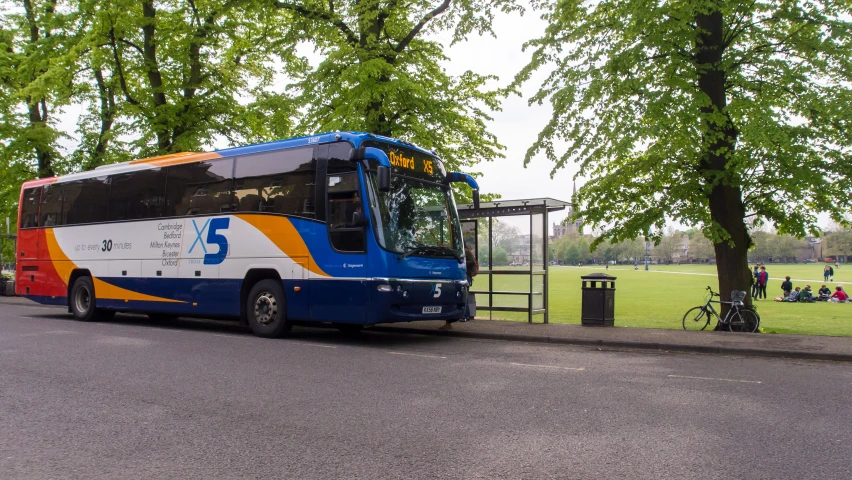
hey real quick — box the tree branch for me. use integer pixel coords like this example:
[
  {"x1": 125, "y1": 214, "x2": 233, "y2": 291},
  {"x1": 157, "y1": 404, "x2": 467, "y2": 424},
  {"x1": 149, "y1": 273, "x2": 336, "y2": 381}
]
[
  {"x1": 273, "y1": 1, "x2": 358, "y2": 45},
  {"x1": 395, "y1": 0, "x2": 451, "y2": 53},
  {"x1": 118, "y1": 38, "x2": 145, "y2": 56},
  {"x1": 108, "y1": 27, "x2": 140, "y2": 106}
]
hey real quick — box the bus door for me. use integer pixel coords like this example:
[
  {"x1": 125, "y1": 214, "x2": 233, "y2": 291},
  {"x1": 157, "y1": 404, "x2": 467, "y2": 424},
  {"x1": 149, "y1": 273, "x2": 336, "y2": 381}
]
[{"x1": 311, "y1": 171, "x2": 369, "y2": 323}]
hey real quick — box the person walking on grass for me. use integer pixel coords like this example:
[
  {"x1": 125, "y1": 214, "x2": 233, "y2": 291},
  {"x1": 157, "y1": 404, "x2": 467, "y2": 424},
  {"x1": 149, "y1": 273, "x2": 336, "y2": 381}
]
[
  {"x1": 824, "y1": 265, "x2": 831, "y2": 283},
  {"x1": 756, "y1": 266, "x2": 769, "y2": 300}
]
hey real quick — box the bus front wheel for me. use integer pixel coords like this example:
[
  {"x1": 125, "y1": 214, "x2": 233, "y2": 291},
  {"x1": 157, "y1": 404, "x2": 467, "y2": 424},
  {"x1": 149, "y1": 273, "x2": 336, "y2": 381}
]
[
  {"x1": 70, "y1": 276, "x2": 111, "y2": 322},
  {"x1": 246, "y1": 279, "x2": 291, "y2": 338}
]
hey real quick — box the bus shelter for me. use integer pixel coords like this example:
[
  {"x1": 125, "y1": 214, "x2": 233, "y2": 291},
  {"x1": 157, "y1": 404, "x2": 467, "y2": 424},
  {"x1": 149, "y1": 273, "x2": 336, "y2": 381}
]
[{"x1": 456, "y1": 198, "x2": 570, "y2": 324}]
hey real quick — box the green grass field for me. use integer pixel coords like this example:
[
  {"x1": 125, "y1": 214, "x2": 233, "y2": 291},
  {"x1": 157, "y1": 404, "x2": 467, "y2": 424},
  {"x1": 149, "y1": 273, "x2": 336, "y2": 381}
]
[{"x1": 471, "y1": 264, "x2": 852, "y2": 337}]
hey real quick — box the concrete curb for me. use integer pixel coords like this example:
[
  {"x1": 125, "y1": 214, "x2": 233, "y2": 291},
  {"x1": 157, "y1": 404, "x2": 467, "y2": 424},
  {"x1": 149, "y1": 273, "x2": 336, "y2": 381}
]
[{"x1": 370, "y1": 325, "x2": 852, "y2": 363}]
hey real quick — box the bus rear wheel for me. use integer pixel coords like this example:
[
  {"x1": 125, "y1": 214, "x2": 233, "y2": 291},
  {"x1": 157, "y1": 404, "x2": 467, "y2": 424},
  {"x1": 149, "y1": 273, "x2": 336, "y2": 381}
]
[
  {"x1": 70, "y1": 276, "x2": 112, "y2": 322},
  {"x1": 246, "y1": 279, "x2": 291, "y2": 338}
]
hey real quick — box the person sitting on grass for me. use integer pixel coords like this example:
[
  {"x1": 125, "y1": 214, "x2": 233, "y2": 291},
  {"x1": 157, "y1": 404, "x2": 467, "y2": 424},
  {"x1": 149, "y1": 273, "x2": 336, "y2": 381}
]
[
  {"x1": 798, "y1": 285, "x2": 815, "y2": 303},
  {"x1": 818, "y1": 285, "x2": 831, "y2": 301},
  {"x1": 781, "y1": 276, "x2": 793, "y2": 298},
  {"x1": 829, "y1": 286, "x2": 848, "y2": 303},
  {"x1": 775, "y1": 287, "x2": 801, "y2": 302}
]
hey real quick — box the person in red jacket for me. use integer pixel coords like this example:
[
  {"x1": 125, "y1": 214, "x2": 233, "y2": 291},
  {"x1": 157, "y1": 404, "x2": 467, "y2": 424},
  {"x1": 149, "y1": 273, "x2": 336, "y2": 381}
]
[
  {"x1": 830, "y1": 286, "x2": 848, "y2": 303},
  {"x1": 756, "y1": 266, "x2": 769, "y2": 300}
]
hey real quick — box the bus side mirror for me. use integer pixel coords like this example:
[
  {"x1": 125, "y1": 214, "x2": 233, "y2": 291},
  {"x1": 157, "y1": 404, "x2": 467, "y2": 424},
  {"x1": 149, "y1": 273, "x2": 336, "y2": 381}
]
[
  {"x1": 377, "y1": 166, "x2": 391, "y2": 192},
  {"x1": 473, "y1": 189, "x2": 480, "y2": 210},
  {"x1": 351, "y1": 146, "x2": 391, "y2": 192}
]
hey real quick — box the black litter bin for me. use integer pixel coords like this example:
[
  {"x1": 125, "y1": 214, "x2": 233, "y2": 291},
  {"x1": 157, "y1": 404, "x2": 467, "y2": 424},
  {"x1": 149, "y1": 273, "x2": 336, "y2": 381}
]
[{"x1": 581, "y1": 273, "x2": 616, "y2": 326}]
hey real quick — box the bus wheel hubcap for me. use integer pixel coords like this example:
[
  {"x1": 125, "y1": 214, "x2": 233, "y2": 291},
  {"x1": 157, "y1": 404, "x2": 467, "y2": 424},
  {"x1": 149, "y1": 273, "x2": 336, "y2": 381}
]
[
  {"x1": 254, "y1": 293, "x2": 278, "y2": 325},
  {"x1": 75, "y1": 287, "x2": 90, "y2": 313}
]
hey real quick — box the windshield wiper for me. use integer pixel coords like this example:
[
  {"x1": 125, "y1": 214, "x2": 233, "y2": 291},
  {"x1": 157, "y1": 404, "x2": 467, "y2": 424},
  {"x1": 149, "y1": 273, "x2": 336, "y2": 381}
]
[{"x1": 399, "y1": 246, "x2": 461, "y2": 262}]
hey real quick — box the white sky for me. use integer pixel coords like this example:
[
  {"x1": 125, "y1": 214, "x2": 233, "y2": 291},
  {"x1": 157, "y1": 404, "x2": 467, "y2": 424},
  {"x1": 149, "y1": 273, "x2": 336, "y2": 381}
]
[{"x1": 435, "y1": 8, "x2": 577, "y2": 231}]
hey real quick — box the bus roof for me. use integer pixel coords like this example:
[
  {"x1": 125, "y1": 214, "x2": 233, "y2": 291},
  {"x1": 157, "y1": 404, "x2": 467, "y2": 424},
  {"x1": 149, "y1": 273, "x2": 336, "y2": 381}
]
[{"x1": 21, "y1": 132, "x2": 438, "y2": 188}]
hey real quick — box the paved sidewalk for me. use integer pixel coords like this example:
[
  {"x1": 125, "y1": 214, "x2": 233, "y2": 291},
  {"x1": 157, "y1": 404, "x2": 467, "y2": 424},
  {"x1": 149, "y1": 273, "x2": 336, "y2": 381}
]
[
  {"x1": 372, "y1": 319, "x2": 852, "y2": 362},
  {"x1": 4, "y1": 296, "x2": 850, "y2": 362}
]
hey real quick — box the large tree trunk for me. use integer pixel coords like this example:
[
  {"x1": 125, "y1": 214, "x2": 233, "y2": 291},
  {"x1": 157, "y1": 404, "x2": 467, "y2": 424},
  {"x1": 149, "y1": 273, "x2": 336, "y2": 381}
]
[
  {"x1": 141, "y1": 0, "x2": 171, "y2": 153},
  {"x1": 695, "y1": 9, "x2": 754, "y2": 329}
]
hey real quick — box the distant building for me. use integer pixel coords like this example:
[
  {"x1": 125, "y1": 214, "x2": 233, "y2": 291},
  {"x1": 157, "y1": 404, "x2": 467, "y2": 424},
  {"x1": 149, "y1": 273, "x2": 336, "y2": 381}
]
[
  {"x1": 551, "y1": 181, "x2": 583, "y2": 241},
  {"x1": 808, "y1": 237, "x2": 828, "y2": 262},
  {"x1": 510, "y1": 234, "x2": 532, "y2": 264}
]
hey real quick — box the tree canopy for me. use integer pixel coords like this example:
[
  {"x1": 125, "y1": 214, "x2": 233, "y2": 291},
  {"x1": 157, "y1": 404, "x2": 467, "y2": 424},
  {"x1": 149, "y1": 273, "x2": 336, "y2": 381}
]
[
  {"x1": 276, "y1": 0, "x2": 517, "y2": 177},
  {"x1": 0, "y1": 0, "x2": 512, "y2": 230},
  {"x1": 517, "y1": 0, "x2": 852, "y2": 303}
]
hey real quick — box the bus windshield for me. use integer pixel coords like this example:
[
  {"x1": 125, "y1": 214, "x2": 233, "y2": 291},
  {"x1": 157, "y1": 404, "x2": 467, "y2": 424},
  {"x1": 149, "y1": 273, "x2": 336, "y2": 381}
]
[{"x1": 366, "y1": 172, "x2": 463, "y2": 260}]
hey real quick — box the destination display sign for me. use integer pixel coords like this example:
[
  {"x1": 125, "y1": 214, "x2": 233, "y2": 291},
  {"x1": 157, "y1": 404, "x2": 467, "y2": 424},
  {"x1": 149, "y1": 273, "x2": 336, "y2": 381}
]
[{"x1": 361, "y1": 140, "x2": 446, "y2": 183}]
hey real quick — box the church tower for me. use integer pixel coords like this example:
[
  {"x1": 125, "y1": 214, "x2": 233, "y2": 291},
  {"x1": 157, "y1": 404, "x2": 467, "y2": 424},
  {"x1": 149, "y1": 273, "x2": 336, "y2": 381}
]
[{"x1": 552, "y1": 181, "x2": 584, "y2": 238}]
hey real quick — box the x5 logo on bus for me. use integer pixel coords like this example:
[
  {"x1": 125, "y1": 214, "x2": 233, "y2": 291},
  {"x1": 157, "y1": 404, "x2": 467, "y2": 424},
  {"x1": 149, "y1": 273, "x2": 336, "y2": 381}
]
[{"x1": 188, "y1": 218, "x2": 230, "y2": 265}]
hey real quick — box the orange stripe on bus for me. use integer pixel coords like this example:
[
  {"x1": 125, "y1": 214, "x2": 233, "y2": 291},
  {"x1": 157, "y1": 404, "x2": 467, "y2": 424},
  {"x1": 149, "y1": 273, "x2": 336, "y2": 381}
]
[
  {"x1": 44, "y1": 229, "x2": 184, "y2": 303},
  {"x1": 237, "y1": 214, "x2": 330, "y2": 278},
  {"x1": 129, "y1": 151, "x2": 222, "y2": 167}
]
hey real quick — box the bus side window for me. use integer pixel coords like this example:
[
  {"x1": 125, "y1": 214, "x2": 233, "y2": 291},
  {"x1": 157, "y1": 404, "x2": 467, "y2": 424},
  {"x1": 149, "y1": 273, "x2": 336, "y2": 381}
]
[
  {"x1": 109, "y1": 169, "x2": 167, "y2": 221},
  {"x1": 233, "y1": 147, "x2": 316, "y2": 218},
  {"x1": 327, "y1": 173, "x2": 365, "y2": 252},
  {"x1": 19, "y1": 187, "x2": 41, "y2": 229},
  {"x1": 40, "y1": 184, "x2": 63, "y2": 227},
  {"x1": 165, "y1": 159, "x2": 234, "y2": 216},
  {"x1": 63, "y1": 177, "x2": 110, "y2": 225}
]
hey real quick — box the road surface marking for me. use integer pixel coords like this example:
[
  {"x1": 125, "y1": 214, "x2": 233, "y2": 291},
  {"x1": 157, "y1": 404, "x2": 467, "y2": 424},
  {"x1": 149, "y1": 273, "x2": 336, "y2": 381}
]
[
  {"x1": 510, "y1": 362, "x2": 585, "y2": 371},
  {"x1": 388, "y1": 351, "x2": 446, "y2": 359},
  {"x1": 211, "y1": 334, "x2": 336, "y2": 348},
  {"x1": 668, "y1": 374, "x2": 761, "y2": 384},
  {"x1": 292, "y1": 342, "x2": 337, "y2": 349}
]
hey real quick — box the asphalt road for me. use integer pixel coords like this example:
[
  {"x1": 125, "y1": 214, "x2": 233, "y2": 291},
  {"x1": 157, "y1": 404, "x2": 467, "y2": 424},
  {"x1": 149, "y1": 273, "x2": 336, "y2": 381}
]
[{"x1": 1, "y1": 301, "x2": 851, "y2": 480}]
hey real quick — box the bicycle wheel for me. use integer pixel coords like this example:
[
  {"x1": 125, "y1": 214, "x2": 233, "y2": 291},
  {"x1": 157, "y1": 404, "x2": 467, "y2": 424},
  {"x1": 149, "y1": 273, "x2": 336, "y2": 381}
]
[
  {"x1": 683, "y1": 306, "x2": 710, "y2": 331},
  {"x1": 728, "y1": 309, "x2": 759, "y2": 333}
]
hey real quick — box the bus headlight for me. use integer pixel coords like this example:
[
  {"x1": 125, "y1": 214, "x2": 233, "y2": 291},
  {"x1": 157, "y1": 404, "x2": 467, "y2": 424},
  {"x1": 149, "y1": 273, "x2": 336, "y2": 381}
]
[{"x1": 377, "y1": 284, "x2": 392, "y2": 292}]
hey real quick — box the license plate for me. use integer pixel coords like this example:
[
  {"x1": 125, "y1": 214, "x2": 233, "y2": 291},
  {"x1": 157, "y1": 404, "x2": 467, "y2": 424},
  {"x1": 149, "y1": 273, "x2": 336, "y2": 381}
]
[{"x1": 422, "y1": 306, "x2": 442, "y2": 314}]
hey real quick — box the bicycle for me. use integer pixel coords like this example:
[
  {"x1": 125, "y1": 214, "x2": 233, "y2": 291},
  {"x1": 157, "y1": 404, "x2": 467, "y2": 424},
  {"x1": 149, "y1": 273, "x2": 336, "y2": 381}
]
[{"x1": 682, "y1": 287, "x2": 760, "y2": 333}]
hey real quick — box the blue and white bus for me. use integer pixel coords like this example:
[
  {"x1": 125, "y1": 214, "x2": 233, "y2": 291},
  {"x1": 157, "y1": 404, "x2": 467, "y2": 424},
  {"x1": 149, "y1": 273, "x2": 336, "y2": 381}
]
[{"x1": 15, "y1": 132, "x2": 480, "y2": 337}]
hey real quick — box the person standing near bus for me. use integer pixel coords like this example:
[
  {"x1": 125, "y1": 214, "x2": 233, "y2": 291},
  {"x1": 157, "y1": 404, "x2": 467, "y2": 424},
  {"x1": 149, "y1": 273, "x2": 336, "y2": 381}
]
[
  {"x1": 463, "y1": 243, "x2": 477, "y2": 321},
  {"x1": 440, "y1": 243, "x2": 478, "y2": 329}
]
